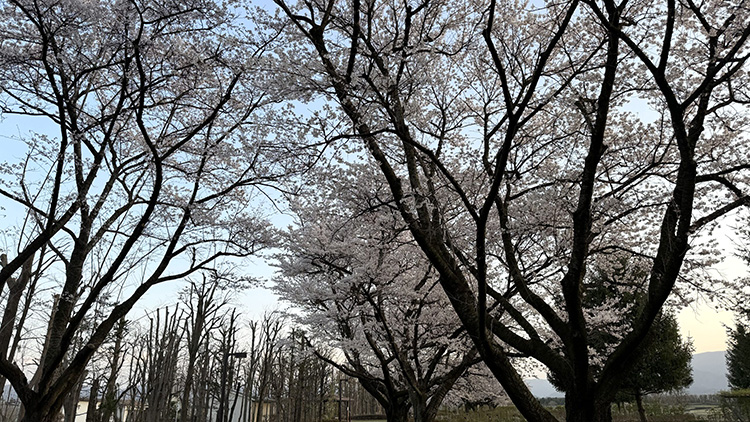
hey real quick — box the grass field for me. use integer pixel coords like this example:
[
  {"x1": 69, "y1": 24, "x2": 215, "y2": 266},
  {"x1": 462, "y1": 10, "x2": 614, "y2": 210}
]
[
  {"x1": 349, "y1": 395, "x2": 749, "y2": 422},
  {"x1": 435, "y1": 401, "x2": 724, "y2": 422},
  {"x1": 685, "y1": 403, "x2": 719, "y2": 418}
]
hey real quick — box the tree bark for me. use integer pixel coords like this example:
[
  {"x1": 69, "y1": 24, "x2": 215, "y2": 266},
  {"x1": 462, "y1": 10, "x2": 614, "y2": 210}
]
[
  {"x1": 411, "y1": 390, "x2": 444, "y2": 422},
  {"x1": 63, "y1": 371, "x2": 86, "y2": 422},
  {"x1": 635, "y1": 391, "x2": 648, "y2": 422},
  {"x1": 21, "y1": 405, "x2": 59, "y2": 422},
  {"x1": 86, "y1": 377, "x2": 100, "y2": 422},
  {"x1": 384, "y1": 404, "x2": 409, "y2": 422},
  {"x1": 565, "y1": 392, "x2": 612, "y2": 422}
]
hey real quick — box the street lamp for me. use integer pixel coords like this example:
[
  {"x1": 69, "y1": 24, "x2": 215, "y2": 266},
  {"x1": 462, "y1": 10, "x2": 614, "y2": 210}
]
[{"x1": 217, "y1": 351, "x2": 247, "y2": 422}]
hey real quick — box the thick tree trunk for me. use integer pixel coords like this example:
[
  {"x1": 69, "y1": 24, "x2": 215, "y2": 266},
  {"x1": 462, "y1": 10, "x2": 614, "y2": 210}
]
[
  {"x1": 21, "y1": 404, "x2": 60, "y2": 422},
  {"x1": 420, "y1": 402, "x2": 440, "y2": 422},
  {"x1": 565, "y1": 393, "x2": 612, "y2": 422},
  {"x1": 384, "y1": 404, "x2": 409, "y2": 422},
  {"x1": 410, "y1": 392, "x2": 427, "y2": 422},
  {"x1": 410, "y1": 391, "x2": 440, "y2": 422},
  {"x1": 635, "y1": 392, "x2": 648, "y2": 422}
]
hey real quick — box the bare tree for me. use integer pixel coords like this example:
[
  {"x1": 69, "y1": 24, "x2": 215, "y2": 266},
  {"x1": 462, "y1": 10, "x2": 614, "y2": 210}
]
[
  {"x1": 254, "y1": 312, "x2": 285, "y2": 422},
  {"x1": 127, "y1": 307, "x2": 183, "y2": 422},
  {"x1": 179, "y1": 277, "x2": 230, "y2": 422}
]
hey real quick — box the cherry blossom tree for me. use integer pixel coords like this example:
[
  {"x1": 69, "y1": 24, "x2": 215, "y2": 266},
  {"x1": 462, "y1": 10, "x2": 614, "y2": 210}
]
[
  {"x1": 275, "y1": 162, "x2": 481, "y2": 422},
  {"x1": 268, "y1": 0, "x2": 750, "y2": 421},
  {"x1": 0, "y1": 0, "x2": 309, "y2": 420}
]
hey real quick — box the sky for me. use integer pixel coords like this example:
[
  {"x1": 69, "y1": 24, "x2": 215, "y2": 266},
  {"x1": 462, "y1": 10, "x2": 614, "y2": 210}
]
[
  {"x1": 680, "y1": 305, "x2": 734, "y2": 353},
  {"x1": 677, "y1": 250, "x2": 747, "y2": 353}
]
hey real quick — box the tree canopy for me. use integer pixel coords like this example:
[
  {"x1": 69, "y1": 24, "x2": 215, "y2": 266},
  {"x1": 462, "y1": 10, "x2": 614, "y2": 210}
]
[{"x1": 619, "y1": 312, "x2": 693, "y2": 398}]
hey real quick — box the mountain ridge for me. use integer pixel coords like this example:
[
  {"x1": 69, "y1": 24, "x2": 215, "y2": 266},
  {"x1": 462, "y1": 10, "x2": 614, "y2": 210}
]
[{"x1": 525, "y1": 351, "x2": 728, "y2": 398}]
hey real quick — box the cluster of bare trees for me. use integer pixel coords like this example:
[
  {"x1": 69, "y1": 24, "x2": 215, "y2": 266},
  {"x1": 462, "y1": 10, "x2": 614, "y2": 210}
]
[{"x1": 0, "y1": 276, "x2": 382, "y2": 422}]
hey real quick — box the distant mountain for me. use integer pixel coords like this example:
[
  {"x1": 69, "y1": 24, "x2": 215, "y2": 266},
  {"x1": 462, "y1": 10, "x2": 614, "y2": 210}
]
[
  {"x1": 525, "y1": 378, "x2": 564, "y2": 398},
  {"x1": 525, "y1": 351, "x2": 728, "y2": 398},
  {"x1": 688, "y1": 351, "x2": 728, "y2": 395}
]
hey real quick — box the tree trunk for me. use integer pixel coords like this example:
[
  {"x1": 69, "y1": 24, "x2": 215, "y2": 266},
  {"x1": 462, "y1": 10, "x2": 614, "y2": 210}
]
[
  {"x1": 384, "y1": 404, "x2": 409, "y2": 422},
  {"x1": 63, "y1": 372, "x2": 86, "y2": 422},
  {"x1": 20, "y1": 405, "x2": 60, "y2": 422},
  {"x1": 410, "y1": 391, "x2": 436, "y2": 422},
  {"x1": 635, "y1": 391, "x2": 648, "y2": 422},
  {"x1": 421, "y1": 400, "x2": 441, "y2": 422},
  {"x1": 317, "y1": 369, "x2": 325, "y2": 422},
  {"x1": 86, "y1": 377, "x2": 100, "y2": 422},
  {"x1": 565, "y1": 393, "x2": 612, "y2": 422}
]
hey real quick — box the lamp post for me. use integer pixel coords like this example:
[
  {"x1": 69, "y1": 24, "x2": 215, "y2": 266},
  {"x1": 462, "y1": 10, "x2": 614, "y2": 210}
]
[{"x1": 217, "y1": 351, "x2": 247, "y2": 422}]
